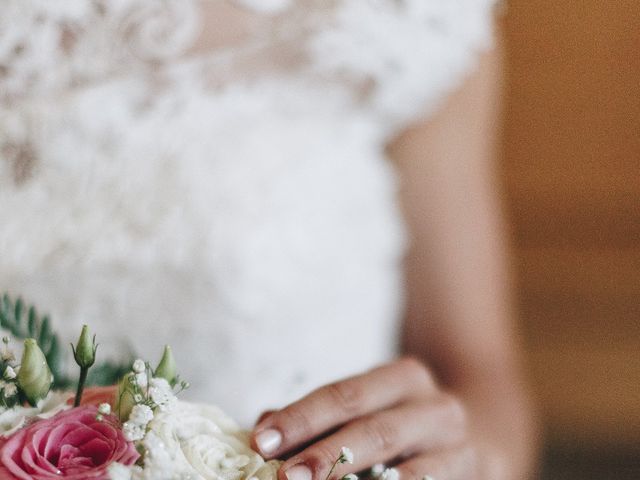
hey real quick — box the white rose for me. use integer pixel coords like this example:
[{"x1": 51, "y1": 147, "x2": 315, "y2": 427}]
[
  {"x1": 0, "y1": 391, "x2": 72, "y2": 437},
  {"x1": 138, "y1": 400, "x2": 281, "y2": 480}
]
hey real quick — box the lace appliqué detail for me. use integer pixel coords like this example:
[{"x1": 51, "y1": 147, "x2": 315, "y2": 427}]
[
  {"x1": 311, "y1": 0, "x2": 496, "y2": 131},
  {"x1": 0, "y1": 0, "x2": 198, "y2": 102}
]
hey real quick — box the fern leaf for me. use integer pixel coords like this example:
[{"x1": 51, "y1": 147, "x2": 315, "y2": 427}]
[
  {"x1": 0, "y1": 292, "x2": 135, "y2": 389},
  {"x1": 0, "y1": 293, "x2": 67, "y2": 387}
]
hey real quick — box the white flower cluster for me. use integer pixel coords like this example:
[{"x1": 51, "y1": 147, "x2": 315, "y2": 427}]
[
  {"x1": 108, "y1": 356, "x2": 286, "y2": 480},
  {"x1": 369, "y1": 463, "x2": 400, "y2": 480},
  {"x1": 0, "y1": 373, "x2": 18, "y2": 399},
  {"x1": 0, "y1": 338, "x2": 19, "y2": 404},
  {"x1": 380, "y1": 468, "x2": 400, "y2": 480},
  {"x1": 122, "y1": 404, "x2": 153, "y2": 441},
  {"x1": 119, "y1": 358, "x2": 181, "y2": 442},
  {"x1": 110, "y1": 400, "x2": 282, "y2": 480}
]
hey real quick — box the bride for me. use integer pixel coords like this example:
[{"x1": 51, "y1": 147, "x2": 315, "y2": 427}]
[{"x1": 0, "y1": 1, "x2": 536, "y2": 478}]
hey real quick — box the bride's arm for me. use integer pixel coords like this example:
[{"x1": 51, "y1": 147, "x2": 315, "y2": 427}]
[
  {"x1": 390, "y1": 45, "x2": 539, "y2": 478},
  {"x1": 251, "y1": 44, "x2": 539, "y2": 480}
]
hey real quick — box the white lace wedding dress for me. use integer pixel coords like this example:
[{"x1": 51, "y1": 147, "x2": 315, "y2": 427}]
[{"x1": 0, "y1": 0, "x2": 496, "y2": 426}]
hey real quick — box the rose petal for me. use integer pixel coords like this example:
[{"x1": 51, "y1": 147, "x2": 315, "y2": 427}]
[{"x1": 68, "y1": 387, "x2": 118, "y2": 408}]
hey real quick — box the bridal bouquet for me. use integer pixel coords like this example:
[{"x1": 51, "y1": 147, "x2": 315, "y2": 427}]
[{"x1": 0, "y1": 294, "x2": 358, "y2": 480}]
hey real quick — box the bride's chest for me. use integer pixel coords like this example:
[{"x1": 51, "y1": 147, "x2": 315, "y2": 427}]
[{"x1": 1, "y1": 79, "x2": 403, "y2": 275}]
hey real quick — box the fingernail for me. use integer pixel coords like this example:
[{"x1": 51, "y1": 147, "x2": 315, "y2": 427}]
[
  {"x1": 255, "y1": 428, "x2": 282, "y2": 455},
  {"x1": 285, "y1": 464, "x2": 313, "y2": 480}
]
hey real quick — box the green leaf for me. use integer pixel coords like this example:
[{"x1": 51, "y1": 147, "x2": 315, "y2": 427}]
[
  {"x1": 1, "y1": 294, "x2": 19, "y2": 336},
  {"x1": 28, "y1": 306, "x2": 37, "y2": 338},
  {"x1": 14, "y1": 298, "x2": 24, "y2": 332},
  {"x1": 39, "y1": 316, "x2": 51, "y2": 351},
  {"x1": 0, "y1": 292, "x2": 137, "y2": 390},
  {"x1": 47, "y1": 336, "x2": 64, "y2": 378},
  {"x1": 0, "y1": 293, "x2": 67, "y2": 388}
]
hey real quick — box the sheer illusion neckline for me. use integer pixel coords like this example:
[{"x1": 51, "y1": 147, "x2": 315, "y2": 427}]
[
  {"x1": 187, "y1": 0, "x2": 305, "y2": 67},
  {"x1": 189, "y1": 1, "x2": 281, "y2": 56},
  {"x1": 232, "y1": 0, "x2": 293, "y2": 15}
]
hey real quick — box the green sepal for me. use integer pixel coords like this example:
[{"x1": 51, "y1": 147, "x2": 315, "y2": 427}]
[{"x1": 154, "y1": 345, "x2": 178, "y2": 387}]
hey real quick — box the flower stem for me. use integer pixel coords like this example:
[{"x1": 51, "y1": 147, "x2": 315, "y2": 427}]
[
  {"x1": 74, "y1": 366, "x2": 89, "y2": 407},
  {"x1": 325, "y1": 458, "x2": 341, "y2": 480}
]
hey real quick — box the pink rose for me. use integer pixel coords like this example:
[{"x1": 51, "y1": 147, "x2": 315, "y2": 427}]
[{"x1": 0, "y1": 406, "x2": 138, "y2": 480}]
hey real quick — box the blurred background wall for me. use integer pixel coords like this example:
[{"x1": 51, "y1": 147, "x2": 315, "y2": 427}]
[{"x1": 502, "y1": 0, "x2": 639, "y2": 478}]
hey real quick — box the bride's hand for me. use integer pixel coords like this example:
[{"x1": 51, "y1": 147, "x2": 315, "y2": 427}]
[{"x1": 251, "y1": 357, "x2": 478, "y2": 480}]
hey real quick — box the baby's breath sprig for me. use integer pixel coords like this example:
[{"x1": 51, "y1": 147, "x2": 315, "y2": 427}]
[
  {"x1": 115, "y1": 347, "x2": 189, "y2": 441},
  {"x1": 0, "y1": 358, "x2": 19, "y2": 409},
  {"x1": 0, "y1": 338, "x2": 19, "y2": 409},
  {"x1": 380, "y1": 468, "x2": 399, "y2": 480},
  {"x1": 370, "y1": 464, "x2": 385, "y2": 478},
  {"x1": 339, "y1": 447, "x2": 354, "y2": 465},
  {"x1": 1, "y1": 336, "x2": 15, "y2": 364},
  {"x1": 95, "y1": 402, "x2": 112, "y2": 421},
  {"x1": 325, "y1": 447, "x2": 355, "y2": 480}
]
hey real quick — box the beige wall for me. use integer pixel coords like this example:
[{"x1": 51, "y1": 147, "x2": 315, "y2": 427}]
[{"x1": 502, "y1": 1, "x2": 640, "y2": 450}]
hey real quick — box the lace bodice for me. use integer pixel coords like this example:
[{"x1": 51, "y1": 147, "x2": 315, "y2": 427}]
[{"x1": 0, "y1": 0, "x2": 496, "y2": 425}]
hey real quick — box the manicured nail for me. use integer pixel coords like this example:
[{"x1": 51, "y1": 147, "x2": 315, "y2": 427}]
[
  {"x1": 285, "y1": 464, "x2": 313, "y2": 480},
  {"x1": 255, "y1": 428, "x2": 282, "y2": 455}
]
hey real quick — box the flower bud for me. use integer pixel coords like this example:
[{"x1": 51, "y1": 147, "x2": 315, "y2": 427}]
[
  {"x1": 116, "y1": 373, "x2": 137, "y2": 422},
  {"x1": 17, "y1": 338, "x2": 53, "y2": 406},
  {"x1": 154, "y1": 345, "x2": 177, "y2": 386},
  {"x1": 72, "y1": 325, "x2": 97, "y2": 369}
]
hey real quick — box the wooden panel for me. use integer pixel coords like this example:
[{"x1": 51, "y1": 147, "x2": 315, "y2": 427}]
[
  {"x1": 517, "y1": 248, "x2": 640, "y2": 345},
  {"x1": 506, "y1": 170, "x2": 640, "y2": 248},
  {"x1": 528, "y1": 346, "x2": 640, "y2": 448},
  {"x1": 502, "y1": 0, "x2": 640, "y2": 450}
]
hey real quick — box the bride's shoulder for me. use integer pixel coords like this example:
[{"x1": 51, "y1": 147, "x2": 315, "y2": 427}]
[
  {"x1": 309, "y1": 0, "x2": 498, "y2": 62},
  {"x1": 306, "y1": 0, "x2": 500, "y2": 129}
]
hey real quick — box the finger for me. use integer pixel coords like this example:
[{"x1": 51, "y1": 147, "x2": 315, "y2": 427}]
[
  {"x1": 256, "y1": 410, "x2": 277, "y2": 425},
  {"x1": 253, "y1": 357, "x2": 435, "y2": 458},
  {"x1": 394, "y1": 446, "x2": 479, "y2": 480},
  {"x1": 279, "y1": 398, "x2": 467, "y2": 480}
]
